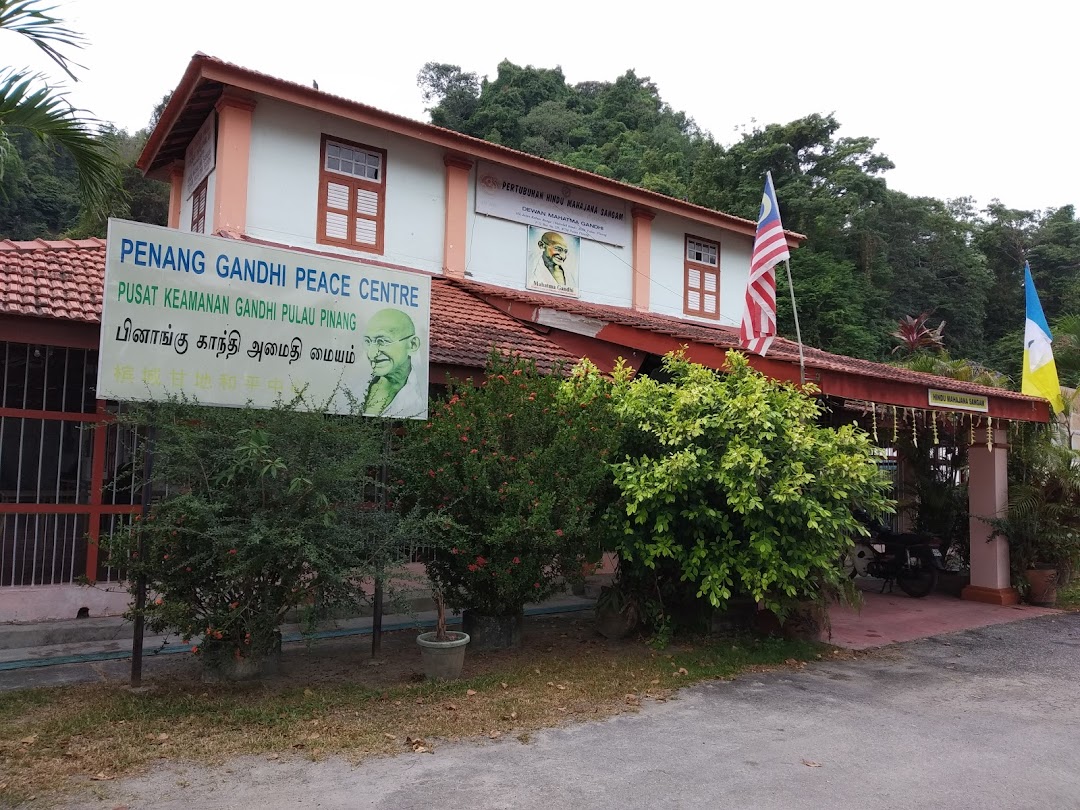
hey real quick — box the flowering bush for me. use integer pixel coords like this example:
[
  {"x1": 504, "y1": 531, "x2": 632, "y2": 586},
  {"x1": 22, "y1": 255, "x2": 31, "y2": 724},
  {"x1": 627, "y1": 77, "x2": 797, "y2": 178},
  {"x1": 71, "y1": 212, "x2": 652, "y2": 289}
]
[
  {"x1": 106, "y1": 399, "x2": 398, "y2": 671},
  {"x1": 402, "y1": 352, "x2": 625, "y2": 615}
]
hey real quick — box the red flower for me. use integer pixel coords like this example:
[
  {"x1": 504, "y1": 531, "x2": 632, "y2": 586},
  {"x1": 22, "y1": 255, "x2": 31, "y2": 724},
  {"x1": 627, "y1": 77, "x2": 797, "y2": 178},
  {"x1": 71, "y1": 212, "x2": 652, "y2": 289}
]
[
  {"x1": 476, "y1": 556, "x2": 488, "y2": 566},
  {"x1": 460, "y1": 434, "x2": 469, "y2": 442},
  {"x1": 512, "y1": 557, "x2": 521, "y2": 564},
  {"x1": 534, "y1": 582, "x2": 541, "y2": 589},
  {"x1": 163, "y1": 554, "x2": 169, "y2": 560},
  {"x1": 191, "y1": 645, "x2": 199, "y2": 654},
  {"x1": 512, "y1": 369, "x2": 522, "y2": 376},
  {"x1": 467, "y1": 564, "x2": 478, "y2": 572},
  {"x1": 451, "y1": 547, "x2": 459, "y2": 555},
  {"x1": 229, "y1": 601, "x2": 239, "y2": 609},
  {"x1": 471, "y1": 449, "x2": 478, "y2": 454},
  {"x1": 555, "y1": 529, "x2": 564, "y2": 537},
  {"x1": 428, "y1": 469, "x2": 436, "y2": 478},
  {"x1": 228, "y1": 548, "x2": 237, "y2": 555}
]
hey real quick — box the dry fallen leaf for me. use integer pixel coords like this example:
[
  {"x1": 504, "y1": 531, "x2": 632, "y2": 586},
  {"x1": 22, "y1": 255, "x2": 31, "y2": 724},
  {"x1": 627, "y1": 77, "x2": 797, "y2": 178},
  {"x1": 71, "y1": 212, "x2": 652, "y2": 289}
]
[
  {"x1": 383, "y1": 733, "x2": 395, "y2": 740},
  {"x1": 489, "y1": 731, "x2": 502, "y2": 739},
  {"x1": 466, "y1": 689, "x2": 477, "y2": 697},
  {"x1": 650, "y1": 678, "x2": 660, "y2": 685},
  {"x1": 20, "y1": 735, "x2": 37, "y2": 745},
  {"x1": 678, "y1": 667, "x2": 688, "y2": 676},
  {"x1": 801, "y1": 759, "x2": 823, "y2": 768},
  {"x1": 446, "y1": 703, "x2": 458, "y2": 711},
  {"x1": 266, "y1": 754, "x2": 280, "y2": 761},
  {"x1": 90, "y1": 772, "x2": 115, "y2": 781},
  {"x1": 415, "y1": 698, "x2": 424, "y2": 705},
  {"x1": 303, "y1": 688, "x2": 313, "y2": 696},
  {"x1": 500, "y1": 682, "x2": 508, "y2": 689},
  {"x1": 556, "y1": 684, "x2": 567, "y2": 690},
  {"x1": 155, "y1": 733, "x2": 169, "y2": 744},
  {"x1": 546, "y1": 681, "x2": 555, "y2": 687},
  {"x1": 534, "y1": 668, "x2": 541, "y2": 675},
  {"x1": 393, "y1": 700, "x2": 402, "y2": 706}
]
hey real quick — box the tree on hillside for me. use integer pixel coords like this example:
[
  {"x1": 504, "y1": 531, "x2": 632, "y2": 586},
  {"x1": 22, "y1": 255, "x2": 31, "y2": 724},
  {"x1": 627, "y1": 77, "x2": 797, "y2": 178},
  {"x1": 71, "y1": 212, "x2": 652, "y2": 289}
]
[{"x1": 0, "y1": 0, "x2": 115, "y2": 216}]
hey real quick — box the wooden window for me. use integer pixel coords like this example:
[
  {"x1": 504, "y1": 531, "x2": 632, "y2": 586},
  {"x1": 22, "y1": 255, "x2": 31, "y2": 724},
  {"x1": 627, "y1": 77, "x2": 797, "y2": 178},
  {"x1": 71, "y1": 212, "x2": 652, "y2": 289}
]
[
  {"x1": 317, "y1": 135, "x2": 386, "y2": 253},
  {"x1": 190, "y1": 178, "x2": 208, "y2": 234},
  {"x1": 684, "y1": 235, "x2": 720, "y2": 318}
]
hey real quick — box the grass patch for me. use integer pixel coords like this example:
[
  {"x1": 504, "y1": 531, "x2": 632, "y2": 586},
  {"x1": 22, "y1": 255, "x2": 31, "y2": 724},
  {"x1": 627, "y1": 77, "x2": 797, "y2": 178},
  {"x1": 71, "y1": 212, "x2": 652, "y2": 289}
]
[
  {"x1": 1057, "y1": 580, "x2": 1080, "y2": 611},
  {"x1": 0, "y1": 617, "x2": 835, "y2": 806}
]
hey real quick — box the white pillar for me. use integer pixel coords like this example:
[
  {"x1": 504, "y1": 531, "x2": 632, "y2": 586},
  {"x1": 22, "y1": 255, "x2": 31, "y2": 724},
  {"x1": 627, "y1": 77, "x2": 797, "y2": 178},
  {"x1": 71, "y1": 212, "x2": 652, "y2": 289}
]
[{"x1": 962, "y1": 427, "x2": 1018, "y2": 604}]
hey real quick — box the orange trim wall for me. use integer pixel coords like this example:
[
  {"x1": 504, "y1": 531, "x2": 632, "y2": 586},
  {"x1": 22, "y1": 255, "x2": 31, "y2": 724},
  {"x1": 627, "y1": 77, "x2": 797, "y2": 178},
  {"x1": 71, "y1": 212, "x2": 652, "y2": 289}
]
[
  {"x1": 631, "y1": 208, "x2": 654, "y2": 311},
  {"x1": 212, "y1": 91, "x2": 256, "y2": 234},
  {"x1": 168, "y1": 163, "x2": 184, "y2": 229},
  {"x1": 443, "y1": 155, "x2": 472, "y2": 279}
]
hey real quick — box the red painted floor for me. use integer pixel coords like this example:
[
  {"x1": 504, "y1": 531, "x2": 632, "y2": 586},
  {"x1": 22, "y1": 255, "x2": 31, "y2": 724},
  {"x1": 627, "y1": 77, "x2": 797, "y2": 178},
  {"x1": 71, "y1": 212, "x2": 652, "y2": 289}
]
[{"x1": 828, "y1": 580, "x2": 1059, "y2": 649}]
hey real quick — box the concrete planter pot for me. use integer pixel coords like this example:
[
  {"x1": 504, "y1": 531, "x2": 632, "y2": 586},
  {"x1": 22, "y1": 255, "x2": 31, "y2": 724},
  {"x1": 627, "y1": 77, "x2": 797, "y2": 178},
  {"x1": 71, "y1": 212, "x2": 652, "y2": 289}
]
[
  {"x1": 462, "y1": 610, "x2": 523, "y2": 650},
  {"x1": 1024, "y1": 567, "x2": 1058, "y2": 607},
  {"x1": 416, "y1": 631, "x2": 470, "y2": 680}
]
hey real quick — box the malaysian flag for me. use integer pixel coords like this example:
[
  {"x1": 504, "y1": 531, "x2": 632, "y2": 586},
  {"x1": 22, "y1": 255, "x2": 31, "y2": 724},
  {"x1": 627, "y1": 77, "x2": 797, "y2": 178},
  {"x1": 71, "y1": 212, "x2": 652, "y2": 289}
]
[{"x1": 739, "y1": 171, "x2": 790, "y2": 356}]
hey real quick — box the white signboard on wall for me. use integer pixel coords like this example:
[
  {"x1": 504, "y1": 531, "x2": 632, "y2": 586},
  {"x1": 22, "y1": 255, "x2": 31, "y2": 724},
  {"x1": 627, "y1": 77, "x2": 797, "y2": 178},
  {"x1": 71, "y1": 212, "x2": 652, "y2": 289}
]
[
  {"x1": 182, "y1": 114, "x2": 216, "y2": 199},
  {"x1": 475, "y1": 161, "x2": 631, "y2": 248},
  {"x1": 97, "y1": 220, "x2": 431, "y2": 418}
]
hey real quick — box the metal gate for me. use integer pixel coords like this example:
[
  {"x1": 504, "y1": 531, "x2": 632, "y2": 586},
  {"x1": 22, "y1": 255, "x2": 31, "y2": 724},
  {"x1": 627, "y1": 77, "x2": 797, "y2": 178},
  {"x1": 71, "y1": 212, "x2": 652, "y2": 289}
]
[{"x1": 0, "y1": 341, "x2": 141, "y2": 588}]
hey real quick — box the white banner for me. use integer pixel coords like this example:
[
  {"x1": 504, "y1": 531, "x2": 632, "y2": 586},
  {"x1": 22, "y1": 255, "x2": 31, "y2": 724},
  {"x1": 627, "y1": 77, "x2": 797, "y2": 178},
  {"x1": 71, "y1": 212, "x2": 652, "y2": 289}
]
[
  {"x1": 475, "y1": 161, "x2": 631, "y2": 248},
  {"x1": 97, "y1": 220, "x2": 430, "y2": 418},
  {"x1": 182, "y1": 114, "x2": 216, "y2": 200}
]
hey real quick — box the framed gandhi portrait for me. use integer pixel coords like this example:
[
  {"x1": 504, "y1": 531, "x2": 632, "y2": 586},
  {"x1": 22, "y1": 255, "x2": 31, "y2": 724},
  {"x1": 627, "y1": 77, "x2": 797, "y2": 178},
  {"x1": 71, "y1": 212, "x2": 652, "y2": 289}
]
[{"x1": 526, "y1": 226, "x2": 580, "y2": 298}]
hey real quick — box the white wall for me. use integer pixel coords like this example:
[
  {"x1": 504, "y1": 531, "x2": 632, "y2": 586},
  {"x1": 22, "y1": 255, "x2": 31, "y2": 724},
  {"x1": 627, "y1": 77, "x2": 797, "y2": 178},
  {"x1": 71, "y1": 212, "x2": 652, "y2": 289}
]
[
  {"x1": 244, "y1": 97, "x2": 445, "y2": 275},
  {"x1": 177, "y1": 168, "x2": 216, "y2": 234},
  {"x1": 649, "y1": 212, "x2": 753, "y2": 329},
  {"x1": 464, "y1": 168, "x2": 633, "y2": 307}
]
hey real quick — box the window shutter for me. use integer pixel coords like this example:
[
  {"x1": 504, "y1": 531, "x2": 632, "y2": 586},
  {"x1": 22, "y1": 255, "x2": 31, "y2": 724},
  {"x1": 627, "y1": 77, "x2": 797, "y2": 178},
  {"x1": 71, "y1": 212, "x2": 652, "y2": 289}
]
[
  {"x1": 325, "y1": 212, "x2": 348, "y2": 240},
  {"x1": 355, "y1": 218, "x2": 377, "y2": 246},
  {"x1": 688, "y1": 290, "x2": 701, "y2": 311},
  {"x1": 687, "y1": 267, "x2": 701, "y2": 291},
  {"x1": 356, "y1": 188, "x2": 379, "y2": 217}
]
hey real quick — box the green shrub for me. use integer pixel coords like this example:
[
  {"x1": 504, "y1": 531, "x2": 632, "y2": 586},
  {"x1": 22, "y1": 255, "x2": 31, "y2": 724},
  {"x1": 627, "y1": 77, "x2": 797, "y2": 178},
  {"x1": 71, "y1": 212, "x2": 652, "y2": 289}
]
[{"x1": 610, "y1": 350, "x2": 893, "y2": 628}]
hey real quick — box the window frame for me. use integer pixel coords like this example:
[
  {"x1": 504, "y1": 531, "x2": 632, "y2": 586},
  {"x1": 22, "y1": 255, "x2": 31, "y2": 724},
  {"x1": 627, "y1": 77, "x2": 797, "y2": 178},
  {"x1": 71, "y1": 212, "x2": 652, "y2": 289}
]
[
  {"x1": 316, "y1": 134, "x2": 387, "y2": 254},
  {"x1": 683, "y1": 234, "x2": 720, "y2": 319},
  {"x1": 190, "y1": 177, "x2": 208, "y2": 234}
]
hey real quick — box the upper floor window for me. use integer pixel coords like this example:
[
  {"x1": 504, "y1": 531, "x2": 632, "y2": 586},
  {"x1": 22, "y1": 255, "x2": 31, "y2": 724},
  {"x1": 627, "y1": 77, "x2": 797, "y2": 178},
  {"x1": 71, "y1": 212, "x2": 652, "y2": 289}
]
[
  {"x1": 317, "y1": 135, "x2": 386, "y2": 253},
  {"x1": 684, "y1": 235, "x2": 719, "y2": 318},
  {"x1": 190, "y1": 179, "x2": 208, "y2": 234}
]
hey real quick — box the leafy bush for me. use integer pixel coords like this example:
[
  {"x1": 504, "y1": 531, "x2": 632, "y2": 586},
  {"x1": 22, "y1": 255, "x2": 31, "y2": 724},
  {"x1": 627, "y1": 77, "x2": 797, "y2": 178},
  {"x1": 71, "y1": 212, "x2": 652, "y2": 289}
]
[
  {"x1": 401, "y1": 353, "x2": 623, "y2": 616},
  {"x1": 106, "y1": 398, "x2": 402, "y2": 669},
  {"x1": 609, "y1": 351, "x2": 893, "y2": 628}
]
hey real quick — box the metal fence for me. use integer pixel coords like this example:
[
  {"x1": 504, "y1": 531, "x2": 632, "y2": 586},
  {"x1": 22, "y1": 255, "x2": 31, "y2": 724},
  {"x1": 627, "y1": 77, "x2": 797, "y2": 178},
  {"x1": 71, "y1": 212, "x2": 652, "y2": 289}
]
[{"x1": 0, "y1": 341, "x2": 141, "y2": 587}]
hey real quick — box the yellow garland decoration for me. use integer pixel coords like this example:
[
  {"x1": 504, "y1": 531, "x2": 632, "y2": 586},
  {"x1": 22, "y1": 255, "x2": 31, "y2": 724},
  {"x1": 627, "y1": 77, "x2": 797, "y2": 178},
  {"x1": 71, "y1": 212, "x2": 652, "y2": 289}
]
[
  {"x1": 932, "y1": 411, "x2": 939, "y2": 445},
  {"x1": 892, "y1": 406, "x2": 899, "y2": 443},
  {"x1": 911, "y1": 408, "x2": 918, "y2": 448},
  {"x1": 987, "y1": 416, "x2": 993, "y2": 452},
  {"x1": 969, "y1": 414, "x2": 975, "y2": 446},
  {"x1": 872, "y1": 405, "x2": 878, "y2": 443}
]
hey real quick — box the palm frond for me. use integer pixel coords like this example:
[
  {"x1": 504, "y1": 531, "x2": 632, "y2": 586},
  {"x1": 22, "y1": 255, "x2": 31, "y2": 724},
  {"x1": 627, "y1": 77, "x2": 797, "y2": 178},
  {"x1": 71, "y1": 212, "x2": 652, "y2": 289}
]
[
  {"x1": 0, "y1": 67, "x2": 118, "y2": 214},
  {"x1": 0, "y1": 0, "x2": 85, "y2": 81}
]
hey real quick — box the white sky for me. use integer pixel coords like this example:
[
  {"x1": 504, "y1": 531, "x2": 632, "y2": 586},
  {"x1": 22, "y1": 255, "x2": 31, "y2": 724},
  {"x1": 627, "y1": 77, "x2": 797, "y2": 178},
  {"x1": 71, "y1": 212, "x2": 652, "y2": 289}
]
[{"x1": 4, "y1": 0, "x2": 1076, "y2": 214}]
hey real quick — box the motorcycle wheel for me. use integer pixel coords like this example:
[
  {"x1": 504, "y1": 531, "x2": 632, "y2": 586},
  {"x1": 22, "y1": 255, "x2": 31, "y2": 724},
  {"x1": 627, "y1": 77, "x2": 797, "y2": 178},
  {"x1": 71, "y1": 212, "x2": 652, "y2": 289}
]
[{"x1": 896, "y1": 561, "x2": 938, "y2": 598}]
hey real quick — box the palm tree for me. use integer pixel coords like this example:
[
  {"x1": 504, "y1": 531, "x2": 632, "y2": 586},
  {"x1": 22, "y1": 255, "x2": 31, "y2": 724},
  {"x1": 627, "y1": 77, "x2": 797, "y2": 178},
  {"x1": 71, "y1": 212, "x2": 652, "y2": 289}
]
[{"x1": 0, "y1": 1, "x2": 115, "y2": 215}]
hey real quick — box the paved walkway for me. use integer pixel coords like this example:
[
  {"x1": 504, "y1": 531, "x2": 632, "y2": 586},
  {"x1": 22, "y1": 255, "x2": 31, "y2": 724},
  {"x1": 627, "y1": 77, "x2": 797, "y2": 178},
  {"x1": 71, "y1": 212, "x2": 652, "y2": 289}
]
[
  {"x1": 66, "y1": 612, "x2": 1080, "y2": 810},
  {"x1": 829, "y1": 581, "x2": 1059, "y2": 650}
]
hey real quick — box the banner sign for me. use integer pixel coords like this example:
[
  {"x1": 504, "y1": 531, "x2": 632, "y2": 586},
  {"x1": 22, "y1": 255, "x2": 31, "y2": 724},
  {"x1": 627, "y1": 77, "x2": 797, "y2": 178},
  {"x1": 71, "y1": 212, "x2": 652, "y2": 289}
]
[
  {"x1": 475, "y1": 161, "x2": 631, "y2": 248},
  {"x1": 97, "y1": 220, "x2": 431, "y2": 418},
  {"x1": 927, "y1": 389, "x2": 989, "y2": 413},
  {"x1": 182, "y1": 114, "x2": 216, "y2": 200}
]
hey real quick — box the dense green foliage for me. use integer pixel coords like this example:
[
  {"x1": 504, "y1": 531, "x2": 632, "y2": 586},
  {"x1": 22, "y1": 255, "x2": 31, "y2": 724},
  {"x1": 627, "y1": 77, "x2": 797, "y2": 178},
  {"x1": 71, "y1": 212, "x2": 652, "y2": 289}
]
[
  {"x1": 609, "y1": 351, "x2": 893, "y2": 630},
  {"x1": 421, "y1": 61, "x2": 1080, "y2": 375},
  {"x1": 106, "y1": 399, "x2": 410, "y2": 670},
  {"x1": 401, "y1": 353, "x2": 621, "y2": 616}
]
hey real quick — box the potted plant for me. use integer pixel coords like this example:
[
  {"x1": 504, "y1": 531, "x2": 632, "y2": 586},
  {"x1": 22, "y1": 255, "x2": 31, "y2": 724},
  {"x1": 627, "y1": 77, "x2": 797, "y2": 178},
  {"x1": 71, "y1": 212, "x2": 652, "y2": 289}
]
[
  {"x1": 402, "y1": 352, "x2": 625, "y2": 649},
  {"x1": 594, "y1": 582, "x2": 640, "y2": 640},
  {"x1": 416, "y1": 589, "x2": 470, "y2": 680}
]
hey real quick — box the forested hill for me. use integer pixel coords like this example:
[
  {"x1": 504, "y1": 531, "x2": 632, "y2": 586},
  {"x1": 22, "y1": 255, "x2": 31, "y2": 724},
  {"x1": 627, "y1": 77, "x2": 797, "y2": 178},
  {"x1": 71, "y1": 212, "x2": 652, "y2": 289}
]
[{"x1": 419, "y1": 61, "x2": 1080, "y2": 382}]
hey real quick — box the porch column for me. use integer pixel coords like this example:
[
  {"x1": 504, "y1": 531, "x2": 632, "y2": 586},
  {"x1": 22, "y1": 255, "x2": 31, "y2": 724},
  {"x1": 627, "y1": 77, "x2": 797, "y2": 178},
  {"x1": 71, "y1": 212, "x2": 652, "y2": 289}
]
[
  {"x1": 442, "y1": 155, "x2": 472, "y2": 279},
  {"x1": 212, "y1": 91, "x2": 256, "y2": 234},
  {"x1": 961, "y1": 427, "x2": 1018, "y2": 605},
  {"x1": 631, "y1": 207, "x2": 654, "y2": 311},
  {"x1": 167, "y1": 161, "x2": 184, "y2": 229}
]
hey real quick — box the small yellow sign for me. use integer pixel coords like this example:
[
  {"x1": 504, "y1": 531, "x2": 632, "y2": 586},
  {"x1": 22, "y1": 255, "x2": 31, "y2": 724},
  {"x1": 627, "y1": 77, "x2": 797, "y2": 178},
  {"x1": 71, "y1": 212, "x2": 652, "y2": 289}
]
[{"x1": 927, "y1": 389, "x2": 989, "y2": 413}]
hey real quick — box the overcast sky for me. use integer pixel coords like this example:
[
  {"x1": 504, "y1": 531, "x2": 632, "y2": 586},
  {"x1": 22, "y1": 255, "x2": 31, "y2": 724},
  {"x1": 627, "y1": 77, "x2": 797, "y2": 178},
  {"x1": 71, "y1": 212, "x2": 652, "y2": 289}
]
[{"x1": 5, "y1": 0, "x2": 1075, "y2": 214}]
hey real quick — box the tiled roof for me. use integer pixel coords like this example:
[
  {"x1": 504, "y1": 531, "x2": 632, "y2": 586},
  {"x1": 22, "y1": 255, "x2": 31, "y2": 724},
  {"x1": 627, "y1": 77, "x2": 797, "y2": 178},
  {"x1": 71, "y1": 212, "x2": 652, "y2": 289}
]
[
  {"x1": 0, "y1": 238, "x2": 106, "y2": 323},
  {"x1": 0, "y1": 238, "x2": 577, "y2": 371},
  {"x1": 460, "y1": 279, "x2": 1037, "y2": 404}
]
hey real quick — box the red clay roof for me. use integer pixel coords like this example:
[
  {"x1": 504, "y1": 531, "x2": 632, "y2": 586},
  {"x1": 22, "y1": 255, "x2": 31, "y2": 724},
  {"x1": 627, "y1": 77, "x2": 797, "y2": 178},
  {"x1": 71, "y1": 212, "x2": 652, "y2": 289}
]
[
  {"x1": 0, "y1": 240, "x2": 1046, "y2": 417},
  {"x1": 460, "y1": 279, "x2": 1038, "y2": 405},
  {"x1": 0, "y1": 239, "x2": 576, "y2": 371},
  {"x1": 0, "y1": 238, "x2": 106, "y2": 323},
  {"x1": 139, "y1": 54, "x2": 804, "y2": 245}
]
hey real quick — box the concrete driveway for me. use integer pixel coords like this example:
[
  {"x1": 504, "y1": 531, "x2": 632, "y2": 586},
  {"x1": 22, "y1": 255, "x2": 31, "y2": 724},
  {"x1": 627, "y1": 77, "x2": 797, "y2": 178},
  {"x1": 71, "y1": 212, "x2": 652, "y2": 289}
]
[{"x1": 68, "y1": 613, "x2": 1080, "y2": 810}]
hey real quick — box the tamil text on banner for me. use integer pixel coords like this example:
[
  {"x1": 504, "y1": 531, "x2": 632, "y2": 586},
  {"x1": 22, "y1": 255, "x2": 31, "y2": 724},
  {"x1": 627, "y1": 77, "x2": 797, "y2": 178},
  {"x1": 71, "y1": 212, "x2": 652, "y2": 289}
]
[
  {"x1": 475, "y1": 161, "x2": 631, "y2": 248},
  {"x1": 97, "y1": 220, "x2": 431, "y2": 418}
]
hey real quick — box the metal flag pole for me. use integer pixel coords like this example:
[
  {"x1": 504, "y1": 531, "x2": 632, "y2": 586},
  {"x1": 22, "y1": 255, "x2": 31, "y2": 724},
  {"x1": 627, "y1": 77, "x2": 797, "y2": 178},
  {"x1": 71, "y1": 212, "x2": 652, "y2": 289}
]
[{"x1": 782, "y1": 257, "x2": 806, "y2": 386}]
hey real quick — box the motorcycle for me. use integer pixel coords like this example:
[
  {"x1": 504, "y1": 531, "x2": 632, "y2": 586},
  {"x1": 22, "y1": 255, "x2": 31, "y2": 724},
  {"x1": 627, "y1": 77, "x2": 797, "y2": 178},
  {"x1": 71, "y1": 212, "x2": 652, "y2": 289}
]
[{"x1": 841, "y1": 510, "x2": 946, "y2": 598}]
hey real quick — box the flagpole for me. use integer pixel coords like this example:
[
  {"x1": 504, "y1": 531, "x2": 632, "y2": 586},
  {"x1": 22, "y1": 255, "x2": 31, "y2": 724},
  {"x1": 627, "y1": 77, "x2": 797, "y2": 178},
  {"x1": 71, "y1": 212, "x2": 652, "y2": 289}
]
[{"x1": 783, "y1": 257, "x2": 806, "y2": 386}]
